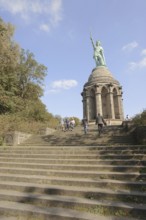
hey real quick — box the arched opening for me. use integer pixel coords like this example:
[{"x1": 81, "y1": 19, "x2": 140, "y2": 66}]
[
  {"x1": 89, "y1": 89, "x2": 96, "y2": 120},
  {"x1": 101, "y1": 87, "x2": 109, "y2": 118},
  {"x1": 113, "y1": 88, "x2": 120, "y2": 119}
]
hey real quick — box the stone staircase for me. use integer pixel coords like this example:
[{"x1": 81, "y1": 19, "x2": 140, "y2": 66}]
[
  {"x1": 22, "y1": 124, "x2": 135, "y2": 146},
  {"x1": 0, "y1": 125, "x2": 146, "y2": 219}
]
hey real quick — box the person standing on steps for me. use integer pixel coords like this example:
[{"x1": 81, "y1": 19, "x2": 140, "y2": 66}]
[
  {"x1": 70, "y1": 118, "x2": 75, "y2": 131},
  {"x1": 95, "y1": 113, "x2": 106, "y2": 136},
  {"x1": 82, "y1": 118, "x2": 88, "y2": 134},
  {"x1": 126, "y1": 115, "x2": 129, "y2": 120},
  {"x1": 64, "y1": 118, "x2": 70, "y2": 131}
]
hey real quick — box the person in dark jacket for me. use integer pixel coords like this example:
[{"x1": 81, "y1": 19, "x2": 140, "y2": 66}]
[
  {"x1": 95, "y1": 113, "x2": 106, "y2": 136},
  {"x1": 82, "y1": 118, "x2": 88, "y2": 134}
]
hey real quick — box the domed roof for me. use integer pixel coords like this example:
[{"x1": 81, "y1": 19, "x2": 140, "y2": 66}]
[{"x1": 84, "y1": 66, "x2": 120, "y2": 87}]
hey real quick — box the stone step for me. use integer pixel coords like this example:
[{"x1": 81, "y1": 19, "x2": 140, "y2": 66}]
[
  {"x1": 0, "y1": 152, "x2": 145, "y2": 160},
  {"x1": 18, "y1": 142, "x2": 109, "y2": 146},
  {"x1": 1, "y1": 148, "x2": 146, "y2": 154},
  {"x1": 0, "y1": 168, "x2": 146, "y2": 181},
  {"x1": 17, "y1": 124, "x2": 134, "y2": 146},
  {"x1": 0, "y1": 200, "x2": 137, "y2": 220},
  {"x1": 20, "y1": 137, "x2": 134, "y2": 146},
  {"x1": 1, "y1": 124, "x2": 144, "y2": 220},
  {"x1": 0, "y1": 217, "x2": 18, "y2": 220},
  {"x1": 20, "y1": 141, "x2": 134, "y2": 146},
  {"x1": 0, "y1": 181, "x2": 146, "y2": 206},
  {"x1": 0, "y1": 157, "x2": 146, "y2": 165},
  {"x1": 1, "y1": 145, "x2": 146, "y2": 151},
  {"x1": 0, "y1": 162, "x2": 145, "y2": 172},
  {"x1": 1, "y1": 145, "x2": 145, "y2": 152},
  {"x1": 0, "y1": 173, "x2": 145, "y2": 191},
  {"x1": 0, "y1": 190, "x2": 145, "y2": 219},
  {"x1": 0, "y1": 164, "x2": 145, "y2": 177}
]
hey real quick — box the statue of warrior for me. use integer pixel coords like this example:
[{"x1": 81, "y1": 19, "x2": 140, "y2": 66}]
[{"x1": 90, "y1": 33, "x2": 106, "y2": 67}]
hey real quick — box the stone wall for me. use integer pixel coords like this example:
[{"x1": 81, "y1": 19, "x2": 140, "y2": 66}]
[
  {"x1": 4, "y1": 131, "x2": 32, "y2": 146},
  {"x1": 39, "y1": 127, "x2": 55, "y2": 135},
  {"x1": 4, "y1": 127, "x2": 55, "y2": 146}
]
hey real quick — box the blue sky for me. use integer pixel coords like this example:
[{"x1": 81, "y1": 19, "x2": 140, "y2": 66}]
[{"x1": 0, "y1": 0, "x2": 146, "y2": 119}]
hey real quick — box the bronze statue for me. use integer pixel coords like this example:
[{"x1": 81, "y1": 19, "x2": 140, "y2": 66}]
[{"x1": 90, "y1": 33, "x2": 106, "y2": 67}]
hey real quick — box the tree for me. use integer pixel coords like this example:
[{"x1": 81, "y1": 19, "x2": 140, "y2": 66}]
[
  {"x1": 0, "y1": 17, "x2": 48, "y2": 114},
  {"x1": 0, "y1": 17, "x2": 60, "y2": 131},
  {"x1": 132, "y1": 109, "x2": 146, "y2": 126},
  {"x1": 16, "y1": 49, "x2": 47, "y2": 100},
  {"x1": 0, "y1": 18, "x2": 20, "y2": 113}
]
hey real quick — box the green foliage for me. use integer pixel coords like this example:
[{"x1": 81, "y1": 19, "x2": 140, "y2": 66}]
[
  {"x1": 16, "y1": 49, "x2": 47, "y2": 99},
  {"x1": 0, "y1": 17, "x2": 80, "y2": 137},
  {"x1": 0, "y1": 114, "x2": 44, "y2": 136},
  {"x1": 0, "y1": 112, "x2": 60, "y2": 139},
  {"x1": 0, "y1": 17, "x2": 47, "y2": 115},
  {"x1": 21, "y1": 99, "x2": 52, "y2": 122},
  {"x1": 132, "y1": 109, "x2": 146, "y2": 126},
  {"x1": 0, "y1": 16, "x2": 61, "y2": 136},
  {"x1": 0, "y1": 18, "x2": 20, "y2": 114}
]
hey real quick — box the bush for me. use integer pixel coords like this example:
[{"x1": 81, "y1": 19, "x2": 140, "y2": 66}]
[
  {"x1": 0, "y1": 112, "x2": 60, "y2": 138},
  {"x1": 132, "y1": 109, "x2": 146, "y2": 126}
]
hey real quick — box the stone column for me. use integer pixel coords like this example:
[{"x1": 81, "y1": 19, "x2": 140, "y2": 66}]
[
  {"x1": 85, "y1": 90, "x2": 90, "y2": 121},
  {"x1": 81, "y1": 92, "x2": 86, "y2": 119},
  {"x1": 108, "y1": 84, "x2": 115, "y2": 119},
  {"x1": 117, "y1": 88, "x2": 124, "y2": 120},
  {"x1": 82, "y1": 99, "x2": 86, "y2": 119},
  {"x1": 95, "y1": 85, "x2": 102, "y2": 116},
  {"x1": 81, "y1": 89, "x2": 90, "y2": 121}
]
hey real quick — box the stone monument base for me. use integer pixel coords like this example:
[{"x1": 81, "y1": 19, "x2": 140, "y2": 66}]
[
  {"x1": 105, "y1": 119, "x2": 123, "y2": 126},
  {"x1": 89, "y1": 119, "x2": 123, "y2": 126}
]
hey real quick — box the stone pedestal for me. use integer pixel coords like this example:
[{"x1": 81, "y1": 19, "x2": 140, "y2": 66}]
[{"x1": 81, "y1": 66, "x2": 124, "y2": 125}]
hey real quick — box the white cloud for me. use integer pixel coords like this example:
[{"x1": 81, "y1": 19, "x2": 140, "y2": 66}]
[
  {"x1": 0, "y1": 0, "x2": 26, "y2": 14},
  {"x1": 52, "y1": 80, "x2": 78, "y2": 90},
  {"x1": 49, "y1": 0, "x2": 63, "y2": 26},
  {"x1": 122, "y1": 41, "x2": 138, "y2": 52},
  {"x1": 141, "y1": 49, "x2": 146, "y2": 56},
  {"x1": 0, "y1": 0, "x2": 63, "y2": 31},
  {"x1": 39, "y1": 24, "x2": 50, "y2": 33},
  {"x1": 45, "y1": 88, "x2": 60, "y2": 94},
  {"x1": 128, "y1": 62, "x2": 138, "y2": 71},
  {"x1": 139, "y1": 57, "x2": 146, "y2": 67},
  {"x1": 45, "y1": 79, "x2": 78, "y2": 95},
  {"x1": 128, "y1": 57, "x2": 146, "y2": 71},
  {"x1": 68, "y1": 30, "x2": 76, "y2": 40}
]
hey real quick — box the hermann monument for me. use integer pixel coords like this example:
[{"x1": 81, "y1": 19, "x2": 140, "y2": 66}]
[{"x1": 81, "y1": 34, "x2": 124, "y2": 125}]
